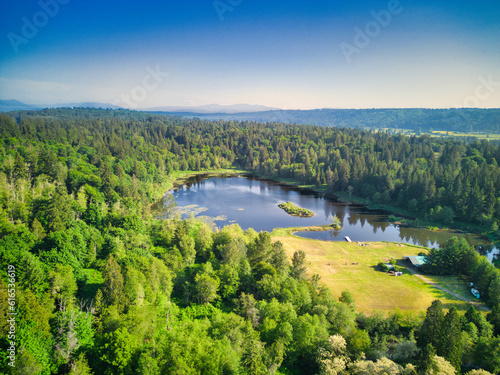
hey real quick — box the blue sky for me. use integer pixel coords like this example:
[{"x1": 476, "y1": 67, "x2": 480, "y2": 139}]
[{"x1": 1, "y1": 0, "x2": 499, "y2": 109}]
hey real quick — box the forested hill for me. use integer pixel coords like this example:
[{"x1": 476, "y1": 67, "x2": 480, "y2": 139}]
[
  {"x1": 1, "y1": 108, "x2": 500, "y2": 374},
  {"x1": 2, "y1": 108, "x2": 499, "y2": 230},
  {"x1": 165, "y1": 108, "x2": 500, "y2": 133},
  {"x1": 6, "y1": 106, "x2": 500, "y2": 133}
]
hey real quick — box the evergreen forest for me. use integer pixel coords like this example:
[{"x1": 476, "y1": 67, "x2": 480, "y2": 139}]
[{"x1": 1, "y1": 108, "x2": 500, "y2": 374}]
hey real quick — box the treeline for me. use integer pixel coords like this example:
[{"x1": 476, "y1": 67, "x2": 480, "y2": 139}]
[
  {"x1": 187, "y1": 108, "x2": 500, "y2": 133},
  {"x1": 423, "y1": 237, "x2": 500, "y2": 308},
  {"x1": 0, "y1": 108, "x2": 500, "y2": 374},
  {"x1": 1, "y1": 108, "x2": 499, "y2": 231}
]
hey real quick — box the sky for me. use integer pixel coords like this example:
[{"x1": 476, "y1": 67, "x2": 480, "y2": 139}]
[{"x1": 0, "y1": 0, "x2": 499, "y2": 109}]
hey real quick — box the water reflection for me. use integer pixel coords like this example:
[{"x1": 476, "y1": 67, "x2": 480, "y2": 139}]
[{"x1": 170, "y1": 175, "x2": 498, "y2": 260}]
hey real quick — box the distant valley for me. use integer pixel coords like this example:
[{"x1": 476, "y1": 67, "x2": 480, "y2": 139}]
[{"x1": 2, "y1": 99, "x2": 499, "y2": 134}]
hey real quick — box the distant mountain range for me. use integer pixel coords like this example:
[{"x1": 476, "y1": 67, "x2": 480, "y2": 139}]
[
  {"x1": 0, "y1": 100, "x2": 122, "y2": 112},
  {"x1": 147, "y1": 104, "x2": 279, "y2": 114},
  {"x1": 0, "y1": 100, "x2": 277, "y2": 114},
  {"x1": 0, "y1": 99, "x2": 42, "y2": 112},
  {"x1": 1, "y1": 100, "x2": 499, "y2": 133}
]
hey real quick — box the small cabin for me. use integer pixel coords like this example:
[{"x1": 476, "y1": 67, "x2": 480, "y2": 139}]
[{"x1": 403, "y1": 256, "x2": 427, "y2": 269}]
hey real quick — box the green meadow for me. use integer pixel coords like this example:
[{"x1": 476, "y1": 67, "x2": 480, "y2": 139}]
[{"x1": 272, "y1": 230, "x2": 483, "y2": 314}]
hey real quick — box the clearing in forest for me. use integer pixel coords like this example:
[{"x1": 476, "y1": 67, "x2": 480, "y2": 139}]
[{"x1": 273, "y1": 233, "x2": 482, "y2": 314}]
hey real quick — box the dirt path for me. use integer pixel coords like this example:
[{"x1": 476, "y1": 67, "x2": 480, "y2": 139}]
[{"x1": 405, "y1": 267, "x2": 491, "y2": 312}]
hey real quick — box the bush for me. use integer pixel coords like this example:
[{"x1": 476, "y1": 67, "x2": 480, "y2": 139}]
[{"x1": 378, "y1": 263, "x2": 389, "y2": 272}]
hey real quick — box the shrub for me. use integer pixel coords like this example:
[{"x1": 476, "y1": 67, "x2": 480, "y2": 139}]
[{"x1": 378, "y1": 263, "x2": 389, "y2": 272}]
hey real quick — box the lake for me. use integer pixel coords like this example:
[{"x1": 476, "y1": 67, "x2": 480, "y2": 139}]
[{"x1": 169, "y1": 175, "x2": 498, "y2": 261}]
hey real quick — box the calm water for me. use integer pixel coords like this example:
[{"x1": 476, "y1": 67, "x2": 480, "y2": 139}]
[{"x1": 169, "y1": 175, "x2": 498, "y2": 261}]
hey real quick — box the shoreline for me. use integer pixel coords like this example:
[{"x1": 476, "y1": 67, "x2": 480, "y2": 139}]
[
  {"x1": 272, "y1": 224, "x2": 341, "y2": 236},
  {"x1": 247, "y1": 171, "x2": 499, "y2": 246},
  {"x1": 165, "y1": 170, "x2": 498, "y2": 250}
]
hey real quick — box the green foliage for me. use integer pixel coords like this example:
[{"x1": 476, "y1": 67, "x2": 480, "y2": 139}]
[
  {"x1": 346, "y1": 327, "x2": 371, "y2": 358},
  {"x1": 339, "y1": 290, "x2": 355, "y2": 310},
  {"x1": 417, "y1": 300, "x2": 444, "y2": 351},
  {"x1": 161, "y1": 318, "x2": 243, "y2": 374},
  {"x1": 69, "y1": 354, "x2": 94, "y2": 375},
  {"x1": 487, "y1": 304, "x2": 500, "y2": 336},
  {"x1": 473, "y1": 337, "x2": 500, "y2": 375},
  {"x1": 100, "y1": 327, "x2": 136, "y2": 372},
  {"x1": 217, "y1": 264, "x2": 240, "y2": 299},
  {"x1": 428, "y1": 205, "x2": 455, "y2": 225},
  {"x1": 18, "y1": 252, "x2": 47, "y2": 294},
  {"x1": 278, "y1": 201, "x2": 315, "y2": 217},
  {"x1": 248, "y1": 231, "x2": 273, "y2": 267},
  {"x1": 194, "y1": 222, "x2": 213, "y2": 259},
  {"x1": 47, "y1": 184, "x2": 73, "y2": 232},
  {"x1": 417, "y1": 344, "x2": 438, "y2": 375},
  {"x1": 378, "y1": 262, "x2": 389, "y2": 272},
  {"x1": 422, "y1": 236, "x2": 500, "y2": 308},
  {"x1": 440, "y1": 307, "x2": 463, "y2": 370},
  {"x1": 0, "y1": 108, "x2": 498, "y2": 374},
  {"x1": 194, "y1": 272, "x2": 220, "y2": 305},
  {"x1": 291, "y1": 250, "x2": 307, "y2": 280},
  {"x1": 269, "y1": 241, "x2": 290, "y2": 275},
  {"x1": 48, "y1": 264, "x2": 78, "y2": 309},
  {"x1": 102, "y1": 255, "x2": 125, "y2": 310},
  {"x1": 465, "y1": 305, "x2": 493, "y2": 339},
  {"x1": 423, "y1": 236, "x2": 478, "y2": 276}
]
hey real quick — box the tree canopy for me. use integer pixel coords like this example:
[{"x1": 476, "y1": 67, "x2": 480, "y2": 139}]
[{"x1": 0, "y1": 108, "x2": 499, "y2": 374}]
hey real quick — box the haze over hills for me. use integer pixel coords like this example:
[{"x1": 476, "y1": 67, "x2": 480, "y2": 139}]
[
  {"x1": 0, "y1": 100, "x2": 277, "y2": 114},
  {"x1": 159, "y1": 108, "x2": 500, "y2": 134},
  {"x1": 2, "y1": 100, "x2": 500, "y2": 133},
  {"x1": 147, "y1": 103, "x2": 279, "y2": 113},
  {"x1": 0, "y1": 100, "x2": 120, "y2": 112},
  {"x1": 0, "y1": 99, "x2": 42, "y2": 112}
]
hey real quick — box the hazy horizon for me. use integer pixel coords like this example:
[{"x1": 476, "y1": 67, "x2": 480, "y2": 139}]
[{"x1": 1, "y1": 0, "x2": 499, "y2": 110}]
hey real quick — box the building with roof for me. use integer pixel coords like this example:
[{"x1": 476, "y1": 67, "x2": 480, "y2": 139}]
[{"x1": 403, "y1": 255, "x2": 427, "y2": 269}]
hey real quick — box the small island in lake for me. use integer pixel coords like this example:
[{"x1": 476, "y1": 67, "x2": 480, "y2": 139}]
[{"x1": 278, "y1": 202, "x2": 315, "y2": 217}]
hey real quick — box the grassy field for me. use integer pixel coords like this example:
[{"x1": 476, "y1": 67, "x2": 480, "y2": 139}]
[
  {"x1": 424, "y1": 274, "x2": 476, "y2": 301},
  {"x1": 430, "y1": 130, "x2": 500, "y2": 140},
  {"x1": 272, "y1": 231, "x2": 479, "y2": 314},
  {"x1": 381, "y1": 128, "x2": 500, "y2": 140}
]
